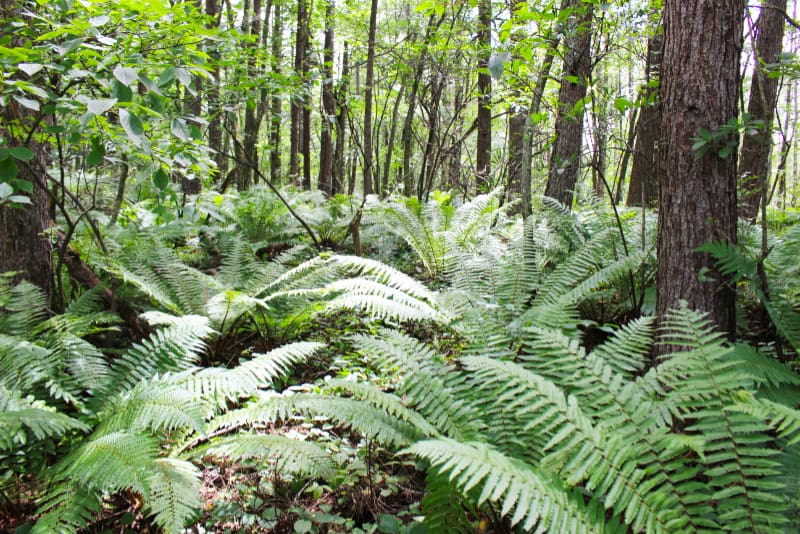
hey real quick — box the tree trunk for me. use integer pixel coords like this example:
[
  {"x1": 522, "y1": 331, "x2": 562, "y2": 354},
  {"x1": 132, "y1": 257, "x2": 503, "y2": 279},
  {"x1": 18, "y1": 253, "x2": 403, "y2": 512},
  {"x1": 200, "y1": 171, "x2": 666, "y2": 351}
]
[
  {"x1": 382, "y1": 85, "x2": 405, "y2": 197},
  {"x1": 738, "y1": 0, "x2": 787, "y2": 220},
  {"x1": 657, "y1": 0, "x2": 743, "y2": 343},
  {"x1": 240, "y1": 0, "x2": 263, "y2": 190},
  {"x1": 626, "y1": 29, "x2": 663, "y2": 207},
  {"x1": 362, "y1": 0, "x2": 379, "y2": 195},
  {"x1": 290, "y1": 0, "x2": 309, "y2": 183},
  {"x1": 318, "y1": 0, "x2": 336, "y2": 196},
  {"x1": 544, "y1": 0, "x2": 593, "y2": 207},
  {"x1": 268, "y1": 4, "x2": 283, "y2": 184},
  {"x1": 333, "y1": 44, "x2": 349, "y2": 195},
  {"x1": 206, "y1": 0, "x2": 226, "y2": 181},
  {"x1": 0, "y1": 0, "x2": 53, "y2": 298},
  {"x1": 475, "y1": 0, "x2": 492, "y2": 190}
]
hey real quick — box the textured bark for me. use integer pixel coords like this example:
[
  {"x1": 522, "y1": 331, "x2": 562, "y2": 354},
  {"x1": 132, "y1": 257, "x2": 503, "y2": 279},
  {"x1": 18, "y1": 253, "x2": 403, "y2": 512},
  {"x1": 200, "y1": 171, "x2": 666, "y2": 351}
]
[
  {"x1": 240, "y1": 0, "x2": 263, "y2": 190},
  {"x1": 738, "y1": 0, "x2": 787, "y2": 220},
  {"x1": 507, "y1": 110, "x2": 527, "y2": 201},
  {"x1": 382, "y1": 85, "x2": 405, "y2": 197},
  {"x1": 626, "y1": 30, "x2": 663, "y2": 207},
  {"x1": 318, "y1": 0, "x2": 336, "y2": 196},
  {"x1": 544, "y1": 0, "x2": 593, "y2": 207},
  {"x1": 289, "y1": 0, "x2": 309, "y2": 182},
  {"x1": 333, "y1": 45, "x2": 349, "y2": 195},
  {"x1": 475, "y1": 0, "x2": 492, "y2": 190},
  {"x1": 362, "y1": 0, "x2": 378, "y2": 195},
  {"x1": 657, "y1": 0, "x2": 743, "y2": 342},
  {"x1": 206, "y1": 0, "x2": 226, "y2": 180},
  {"x1": 0, "y1": 0, "x2": 53, "y2": 298},
  {"x1": 268, "y1": 4, "x2": 283, "y2": 184}
]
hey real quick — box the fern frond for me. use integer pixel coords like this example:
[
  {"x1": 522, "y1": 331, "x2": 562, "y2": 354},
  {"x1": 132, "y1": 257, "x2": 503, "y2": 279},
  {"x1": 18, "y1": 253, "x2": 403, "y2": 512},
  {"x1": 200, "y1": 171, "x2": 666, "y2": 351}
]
[
  {"x1": 729, "y1": 393, "x2": 800, "y2": 445},
  {"x1": 0, "y1": 387, "x2": 89, "y2": 449},
  {"x1": 404, "y1": 438, "x2": 603, "y2": 533},
  {"x1": 171, "y1": 341, "x2": 324, "y2": 404},
  {"x1": 324, "y1": 278, "x2": 443, "y2": 323},
  {"x1": 352, "y1": 331, "x2": 483, "y2": 441},
  {"x1": 33, "y1": 481, "x2": 102, "y2": 534},
  {"x1": 419, "y1": 471, "x2": 474, "y2": 534},
  {"x1": 325, "y1": 378, "x2": 440, "y2": 437},
  {"x1": 461, "y1": 356, "x2": 677, "y2": 533},
  {"x1": 108, "y1": 314, "x2": 212, "y2": 392},
  {"x1": 590, "y1": 316, "x2": 654, "y2": 376},
  {"x1": 98, "y1": 380, "x2": 208, "y2": 436},
  {"x1": 211, "y1": 393, "x2": 425, "y2": 447},
  {"x1": 657, "y1": 308, "x2": 787, "y2": 533},
  {"x1": 0, "y1": 280, "x2": 48, "y2": 337},
  {"x1": 145, "y1": 458, "x2": 202, "y2": 534},
  {"x1": 203, "y1": 433, "x2": 335, "y2": 480}
]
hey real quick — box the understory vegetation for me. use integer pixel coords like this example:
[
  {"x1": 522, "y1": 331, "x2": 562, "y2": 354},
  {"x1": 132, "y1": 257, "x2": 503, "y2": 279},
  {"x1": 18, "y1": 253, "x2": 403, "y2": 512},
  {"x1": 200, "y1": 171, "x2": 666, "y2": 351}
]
[{"x1": 2, "y1": 187, "x2": 800, "y2": 533}]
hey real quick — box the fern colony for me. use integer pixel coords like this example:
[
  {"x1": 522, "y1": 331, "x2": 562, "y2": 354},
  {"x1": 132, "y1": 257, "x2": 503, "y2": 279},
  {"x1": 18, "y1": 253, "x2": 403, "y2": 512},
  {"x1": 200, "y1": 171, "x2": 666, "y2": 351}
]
[{"x1": 2, "y1": 189, "x2": 800, "y2": 533}]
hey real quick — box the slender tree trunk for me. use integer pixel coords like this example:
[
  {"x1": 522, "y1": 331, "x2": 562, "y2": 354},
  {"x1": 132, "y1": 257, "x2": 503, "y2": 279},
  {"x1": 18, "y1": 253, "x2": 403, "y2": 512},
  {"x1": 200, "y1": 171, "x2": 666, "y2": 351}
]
[
  {"x1": 657, "y1": 0, "x2": 743, "y2": 343},
  {"x1": 475, "y1": 0, "x2": 492, "y2": 190},
  {"x1": 0, "y1": 0, "x2": 53, "y2": 298},
  {"x1": 240, "y1": 0, "x2": 262, "y2": 190},
  {"x1": 382, "y1": 85, "x2": 405, "y2": 197},
  {"x1": 544, "y1": 0, "x2": 593, "y2": 207},
  {"x1": 206, "y1": 0, "x2": 226, "y2": 181},
  {"x1": 362, "y1": 0, "x2": 379, "y2": 195},
  {"x1": 333, "y1": 45, "x2": 349, "y2": 195},
  {"x1": 738, "y1": 0, "x2": 787, "y2": 220},
  {"x1": 318, "y1": 0, "x2": 336, "y2": 196},
  {"x1": 626, "y1": 29, "x2": 663, "y2": 207},
  {"x1": 418, "y1": 74, "x2": 443, "y2": 200},
  {"x1": 290, "y1": 0, "x2": 309, "y2": 183},
  {"x1": 268, "y1": 3, "x2": 283, "y2": 184}
]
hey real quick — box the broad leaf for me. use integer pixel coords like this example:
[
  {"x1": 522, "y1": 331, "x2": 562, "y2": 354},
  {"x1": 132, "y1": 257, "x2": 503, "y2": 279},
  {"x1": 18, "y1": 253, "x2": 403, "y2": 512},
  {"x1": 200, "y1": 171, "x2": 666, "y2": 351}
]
[
  {"x1": 119, "y1": 109, "x2": 146, "y2": 147},
  {"x1": 87, "y1": 98, "x2": 116, "y2": 116},
  {"x1": 113, "y1": 66, "x2": 139, "y2": 87}
]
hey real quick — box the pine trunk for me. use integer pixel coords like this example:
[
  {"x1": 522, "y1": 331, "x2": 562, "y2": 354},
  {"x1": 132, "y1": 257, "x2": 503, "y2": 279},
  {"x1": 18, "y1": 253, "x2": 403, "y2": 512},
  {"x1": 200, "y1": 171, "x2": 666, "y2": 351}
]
[{"x1": 657, "y1": 0, "x2": 743, "y2": 343}]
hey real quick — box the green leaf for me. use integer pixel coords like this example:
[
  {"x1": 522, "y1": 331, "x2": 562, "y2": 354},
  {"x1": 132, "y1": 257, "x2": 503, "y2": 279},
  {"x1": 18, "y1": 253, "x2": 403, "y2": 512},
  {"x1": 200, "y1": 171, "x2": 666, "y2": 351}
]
[
  {"x1": 87, "y1": 98, "x2": 116, "y2": 116},
  {"x1": 488, "y1": 52, "x2": 511, "y2": 80},
  {"x1": 111, "y1": 80, "x2": 133, "y2": 102},
  {"x1": 119, "y1": 109, "x2": 145, "y2": 147},
  {"x1": 170, "y1": 118, "x2": 191, "y2": 142},
  {"x1": 113, "y1": 66, "x2": 139, "y2": 87},
  {"x1": 17, "y1": 63, "x2": 43, "y2": 76},
  {"x1": 152, "y1": 168, "x2": 170, "y2": 190},
  {"x1": 0, "y1": 158, "x2": 18, "y2": 181},
  {"x1": 294, "y1": 519, "x2": 313, "y2": 533},
  {"x1": 158, "y1": 67, "x2": 176, "y2": 87},
  {"x1": 9, "y1": 147, "x2": 34, "y2": 162},
  {"x1": 87, "y1": 140, "x2": 105, "y2": 167},
  {"x1": 613, "y1": 97, "x2": 635, "y2": 114},
  {"x1": 15, "y1": 179, "x2": 33, "y2": 194},
  {"x1": 0, "y1": 182, "x2": 12, "y2": 198},
  {"x1": 13, "y1": 95, "x2": 40, "y2": 111},
  {"x1": 89, "y1": 15, "x2": 110, "y2": 26}
]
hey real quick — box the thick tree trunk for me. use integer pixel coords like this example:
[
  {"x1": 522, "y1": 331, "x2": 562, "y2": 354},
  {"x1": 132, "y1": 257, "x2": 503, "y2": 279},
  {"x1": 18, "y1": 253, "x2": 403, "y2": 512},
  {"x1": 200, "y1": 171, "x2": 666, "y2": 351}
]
[
  {"x1": 0, "y1": 0, "x2": 53, "y2": 298},
  {"x1": 362, "y1": 0, "x2": 379, "y2": 195},
  {"x1": 626, "y1": 30, "x2": 663, "y2": 208},
  {"x1": 318, "y1": 0, "x2": 336, "y2": 196},
  {"x1": 475, "y1": 0, "x2": 492, "y2": 190},
  {"x1": 544, "y1": 0, "x2": 593, "y2": 207},
  {"x1": 738, "y1": 0, "x2": 787, "y2": 220},
  {"x1": 657, "y1": 0, "x2": 743, "y2": 343}
]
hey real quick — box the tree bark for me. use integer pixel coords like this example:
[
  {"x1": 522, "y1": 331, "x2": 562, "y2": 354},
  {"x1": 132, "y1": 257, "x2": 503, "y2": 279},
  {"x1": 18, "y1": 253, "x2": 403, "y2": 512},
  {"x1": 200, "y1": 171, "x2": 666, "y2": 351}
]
[
  {"x1": 544, "y1": 0, "x2": 593, "y2": 207},
  {"x1": 268, "y1": 4, "x2": 283, "y2": 184},
  {"x1": 475, "y1": 0, "x2": 492, "y2": 190},
  {"x1": 738, "y1": 0, "x2": 787, "y2": 220},
  {"x1": 318, "y1": 0, "x2": 336, "y2": 196},
  {"x1": 333, "y1": 44, "x2": 349, "y2": 195},
  {"x1": 657, "y1": 0, "x2": 743, "y2": 343},
  {"x1": 626, "y1": 29, "x2": 663, "y2": 207},
  {"x1": 240, "y1": 0, "x2": 263, "y2": 190},
  {"x1": 290, "y1": 0, "x2": 309, "y2": 183},
  {"x1": 0, "y1": 0, "x2": 53, "y2": 298},
  {"x1": 362, "y1": 0, "x2": 379, "y2": 195}
]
